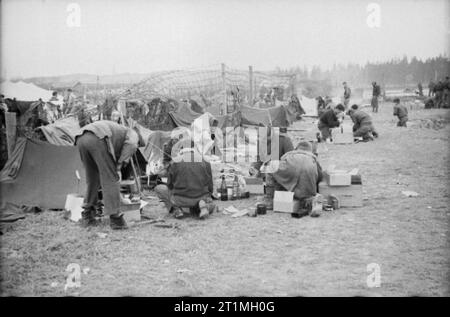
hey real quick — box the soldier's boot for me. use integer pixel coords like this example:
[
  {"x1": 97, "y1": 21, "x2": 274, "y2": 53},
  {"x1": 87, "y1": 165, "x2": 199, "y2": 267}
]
[
  {"x1": 109, "y1": 213, "x2": 128, "y2": 230},
  {"x1": 80, "y1": 206, "x2": 98, "y2": 227},
  {"x1": 198, "y1": 200, "x2": 210, "y2": 219}
]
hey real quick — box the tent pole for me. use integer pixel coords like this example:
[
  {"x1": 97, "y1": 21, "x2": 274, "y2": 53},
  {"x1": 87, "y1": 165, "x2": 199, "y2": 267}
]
[
  {"x1": 5, "y1": 112, "x2": 17, "y2": 158},
  {"x1": 249, "y1": 65, "x2": 253, "y2": 107},
  {"x1": 221, "y1": 63, "x2": 226, "y2": 116},
  {"x1": 118, "y1": 110, "x2": 142, "y2": 197}
]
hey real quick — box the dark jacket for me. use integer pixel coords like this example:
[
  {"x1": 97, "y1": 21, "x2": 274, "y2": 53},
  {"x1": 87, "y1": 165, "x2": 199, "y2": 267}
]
[
  {"x1": 372, "y1": 85, "x2": 381, "y2": 97},
  {"x1": 393, "y1": 104, "x2": 408, "y2": 118},
  {"x1": 273, "y1": 150, "x2": 323, "y2": 200},
  {"x1": 319, "y1": 109, "x2": 340, "y2": 128},
  {"x1": 344, "y1": 87, "x2": 351, "y2": 99},
  {"x1": 75, "y1": 120, "x2": 137, "y2": 166},
  {"x1": 349, "y1": 110, "x2": 373, "y2": 131},
  {"x1": 168, "y1": 149, "x2": 213, "y2": 200}
]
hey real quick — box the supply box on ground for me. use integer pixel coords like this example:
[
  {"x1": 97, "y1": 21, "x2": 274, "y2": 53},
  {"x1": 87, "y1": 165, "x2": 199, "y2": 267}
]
[
  {"x1": 273, "y1": 191, "x2": 300, "y2": 213},
  {"x1": 323, "y1": 170, "x2": 352, "y2": 186},
  {"x1": 318, "y1": 182, "x2": 363, "y2": 207}
]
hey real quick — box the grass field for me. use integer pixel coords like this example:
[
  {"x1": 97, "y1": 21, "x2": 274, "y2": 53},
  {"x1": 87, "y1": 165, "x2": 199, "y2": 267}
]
[{"x1": 1, "y1": 101, "x2": 449, "y2": 297}]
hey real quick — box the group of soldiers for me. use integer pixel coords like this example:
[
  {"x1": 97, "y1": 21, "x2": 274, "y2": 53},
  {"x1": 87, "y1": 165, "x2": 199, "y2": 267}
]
[{"x1": 427, "y1": 77, "x2": 450, "y2": 108}]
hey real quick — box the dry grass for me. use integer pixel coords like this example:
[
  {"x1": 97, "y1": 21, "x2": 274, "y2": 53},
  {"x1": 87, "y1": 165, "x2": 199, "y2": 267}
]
[{"x1": 1, "y1": 102, "x2": 449, "y2": 297}]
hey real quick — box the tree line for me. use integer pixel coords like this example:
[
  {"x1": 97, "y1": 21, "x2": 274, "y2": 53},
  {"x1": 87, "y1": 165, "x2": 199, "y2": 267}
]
[{"x1": 275, "y1": 55, "x2": 450, "y2": 88}]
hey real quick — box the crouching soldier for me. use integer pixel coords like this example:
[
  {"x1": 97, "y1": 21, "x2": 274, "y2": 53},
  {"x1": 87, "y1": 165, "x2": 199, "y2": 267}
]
[
  {"x1": 393, "y1": 98, "x2": 408, "y2": 127},
  {"x1": 154, "y1": 141, "x2": 216, "y2": 219},
  {"x1": 75, "y1": 120, "x2": 143, "y2": 229},
  {"x1": 317, "y1": 104, "x2": 345, "y2": 141},
  {"x1": 272, "y1": 141, "x2": 323, "y2": 217},
  {"x1": 347, "y1": 104, "x2": 379, "y2": 141}
]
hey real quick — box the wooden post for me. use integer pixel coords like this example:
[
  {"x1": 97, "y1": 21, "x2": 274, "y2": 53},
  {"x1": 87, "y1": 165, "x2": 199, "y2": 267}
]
[
  {"x1": 96, "y1": 75, "x2": 100, "y2": 104},
  {"x1": 291, "y1": 73, "x2": 297, "y2": 96},
  {"x1": 221, "y1": 63, "x2": 226, "y2": 115},
  {"x1": 118, "y1": 111, "x2": 142, "y2": 196},
  {"x1": 249, "y1": 66, "x2": 253, "y2": 107},
  {"x1": 5, "y1": 112, "x2": 17, "y2": 158}
]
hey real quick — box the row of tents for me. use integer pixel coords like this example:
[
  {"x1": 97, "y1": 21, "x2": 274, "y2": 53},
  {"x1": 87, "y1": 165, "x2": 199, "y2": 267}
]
[{"x1": 0, "y1": 81, "x2": 319, "y2": 210}]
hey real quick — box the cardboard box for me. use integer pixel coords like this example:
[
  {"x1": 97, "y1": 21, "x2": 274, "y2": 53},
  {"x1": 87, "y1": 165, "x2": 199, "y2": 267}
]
[
  {"x1": 244, "y1": 177, "x2": 265, "y2": 195},
  {"x1": 273, "y1": 191, "x2": 300, "y2": 213},
  {"x1": 323, "y1": 170, "x2": 351, "y2": 186},
  {"x1": 121, "y1": 202, "x2": 141, "y2": 222},
  {"x1": 318, "y1": 182, "x2": 363, "y2": 207}
]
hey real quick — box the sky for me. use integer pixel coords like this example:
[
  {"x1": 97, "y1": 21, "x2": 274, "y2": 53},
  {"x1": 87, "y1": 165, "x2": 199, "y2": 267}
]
[{"x1": 0, "y1": 0, "x2": 449, "y2": 78}]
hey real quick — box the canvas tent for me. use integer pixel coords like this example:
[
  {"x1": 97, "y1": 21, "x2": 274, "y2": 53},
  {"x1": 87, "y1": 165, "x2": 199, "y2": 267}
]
[
  {"x1": 0, "y1": 138, "x2": 86, "y2": 209},
  {"x1": 298, "y1": 96, "x2": 318, "y2": 117},
  {"x1": 0, "y1": 81, "x2": 53, "y2": 101}
]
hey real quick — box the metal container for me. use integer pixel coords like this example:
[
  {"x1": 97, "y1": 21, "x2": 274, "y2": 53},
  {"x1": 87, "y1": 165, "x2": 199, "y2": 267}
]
[{"x1": 256, "y1": 203, "x2": 267, "y2": 215}]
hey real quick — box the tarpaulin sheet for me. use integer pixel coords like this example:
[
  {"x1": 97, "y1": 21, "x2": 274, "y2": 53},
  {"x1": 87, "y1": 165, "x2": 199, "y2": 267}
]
[
  {"x1": 168, "y1": 103, "x2": 203, "y2": 128},
  {"x1": 140, "y1": 130, "x2": 172, "y2": 163},
  {"x1": 240, "y1": 106, "x2": 272, "y2": 126},
  {"x1": 267, "y1": 106, "x2": 294, "y2": 127},
  {"x1": 0, "y1": 138, "x2": 86, "y2": 209}
]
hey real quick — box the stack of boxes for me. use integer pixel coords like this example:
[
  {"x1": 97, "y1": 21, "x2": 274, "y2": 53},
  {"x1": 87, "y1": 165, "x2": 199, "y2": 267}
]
[{"x1": 319, "y1": 168, "x2": 363, "y2": 208}]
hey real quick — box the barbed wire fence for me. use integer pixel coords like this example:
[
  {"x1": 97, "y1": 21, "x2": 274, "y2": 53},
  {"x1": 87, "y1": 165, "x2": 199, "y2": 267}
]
[
  {"x1": 116, "y1": 63, "x2": 297, "y2": 113},
  {"x1": 7, "y1": 64, "x2": 298, "y2": 140},
  {"x1": 1, "y1": 64, "x2": 299, "y2": 168}
]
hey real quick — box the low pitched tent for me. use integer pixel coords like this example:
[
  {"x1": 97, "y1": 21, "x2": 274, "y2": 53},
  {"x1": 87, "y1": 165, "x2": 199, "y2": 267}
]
[{"x1": 0, "y1": 138, "x2": 86, "y2": 209}]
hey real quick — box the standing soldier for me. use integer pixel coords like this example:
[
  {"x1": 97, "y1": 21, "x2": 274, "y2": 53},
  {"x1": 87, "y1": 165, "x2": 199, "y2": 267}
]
[
  {"x1": 417, "y1": 82, "x2": 423, "y2": 97},
  {"x1": 393, "y1": 98, "x2": 408, "y2": 127},
  {"x1": 371, "y1": 82, "x2": 381, "y2": 113},
  {"x1": 434, "y1": 81, "x2": 444, "y2": 108},
  {"x1": 63, "y1": 89, "x2": 76, "y2": 115},
  {"x1": 342, "y1": 82, "x2": 351, "y2": 110},
  {"x1": 75, "y1": 121, "x2": 143, "y2": 229},
  {"x1": 428, "y1": 80, "x2": 435, "y2": 97},
  {"x1": 443, "y1": 76, "x2": 450, "y2": 108}
]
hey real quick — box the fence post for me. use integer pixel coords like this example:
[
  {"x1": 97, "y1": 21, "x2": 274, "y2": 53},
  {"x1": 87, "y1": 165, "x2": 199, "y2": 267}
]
[
  {"x1": 5, "y1": 112, "x2": 17, "y2": 158},
  {"x1": 221, "y1": 63, "x2": 226, "y2": 115},
  {"x1": 291, "y1": 73, "x2": 297, "y2": 96},
  {"x1": 249, "y1": 65, "x2": 253, "y2": 107}
]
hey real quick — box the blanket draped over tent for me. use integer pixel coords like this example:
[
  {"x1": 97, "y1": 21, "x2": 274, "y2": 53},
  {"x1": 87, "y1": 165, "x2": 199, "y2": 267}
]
[{"x1": 37, "y1": 117, "x2": 81, "y2": 146}]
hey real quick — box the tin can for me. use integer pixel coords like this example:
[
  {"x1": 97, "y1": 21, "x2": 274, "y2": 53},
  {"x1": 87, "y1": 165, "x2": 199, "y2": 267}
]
[{"x1": 256, "y1": 203, "x2": 267, "y2": 215}]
